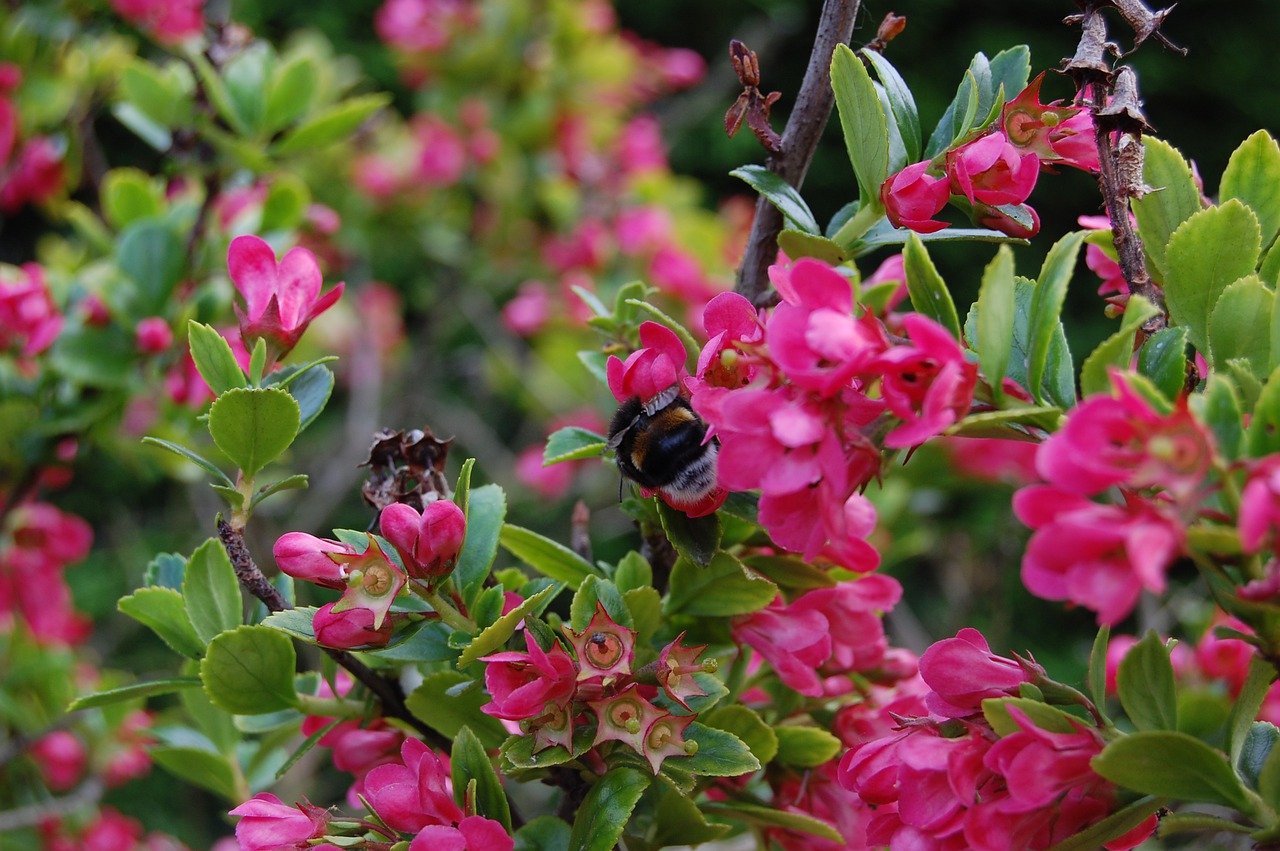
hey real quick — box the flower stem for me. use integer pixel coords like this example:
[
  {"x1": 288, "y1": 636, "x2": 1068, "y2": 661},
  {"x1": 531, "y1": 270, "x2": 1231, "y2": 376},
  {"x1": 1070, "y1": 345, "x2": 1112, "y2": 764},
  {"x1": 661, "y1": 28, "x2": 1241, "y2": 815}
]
[{"x1": 420, "y1": 586, "x2": 477, "y2": 633}]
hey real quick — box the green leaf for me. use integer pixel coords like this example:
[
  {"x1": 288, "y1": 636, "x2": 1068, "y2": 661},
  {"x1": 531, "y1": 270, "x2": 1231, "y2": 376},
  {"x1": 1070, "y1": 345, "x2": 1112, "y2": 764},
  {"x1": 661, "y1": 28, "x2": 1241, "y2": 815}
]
[
  {"x1": 831, "y1": 43, "x2": 888, "y2": 212},
  {"x1": 222, "y1": 42, "x2": 272, "y2": 134},
  {"x1": 1221, "y1": 130, "x2": 1280, "y2": 250},
  {"x1": 1260, "y1": 728, "x2": 1280, "y2": 812},
  {"x1": 200, "y1": 624, "x2": 299, "y2": 714},
  {"x1": 903, "y1": 233, "x2": 962, "y2": 340},
  {"x1": 142, "y1": 437, "x2": 234, "y2": 487},
  {"x1": 983, "y1": 697, "x2": 1084, "y2": 737},
  {"x1": 702, "y1": 705, "x2": 779, "y2": 765},
  {"x1": 1248, "y1": 364, "x2": 1280, "y2": 457},
  {"x1": 1155, "y1": 810, "x2": 1255, "y2": 839},
  {"x1": 283, "y1": 362, "x2": 333, "y2": 432},
  {"x1": 68, "y1": 677, "x2": 202, "y2": 711},
  {"x1": 623, "y1": 586, "x2": 662, "y2": 643},
  {"x1": 183, "y1": 538, "x2": 243, "y2": 643},
  {"x1": 500, "y1": 524, "x2": 594, "y2": 588},
  {"x1": 987, "y1": 46, "x2": 1031, "y2": 108},
  {"x1": 1080, "y1": 296, "x2": 1160, "y2": 397},
  {"x1": 657, "y1": 501, "x2": 721, "y2": 568},
  {"x1": 455, "y1": 484, "x2": 507, "y2": 605},
  {"x1": 1138, "y1": 326, "x2": 1190, "y2": 402},
  {"x1": 664, "y1": 553, "x2": 776, "y2": 617},
  {"x1": 862, "y1": 49, "x2": 921, "y2": 165},
  {"x1": 249, "y1": 475, "x2": 309, "y2": 511},
  {"x1": 730, "y1": 165, "x2": 820, "y2": 235},
  {"x1": 208, "y1": 387, "x2": 300, "y2": 477},
  {"x1": 1043, "y1": 796, "x2": 1164, "y2": 851},
  {"x1": 405, "y1": 671, "x2": 509, "y2": 749},
  {"x1": 101, "y1": 167, "x2": 163, "y2": 229},
  {"x1": 1164, "y1": 200, "x2": 1262, "y2": 355},
  {"x1": 544, "y1": 427, "x2": 607, "y2": 465},
  {"x1": 451, "y1": 726, "x2": 512, "y2": 832},
  {"x1": 1192, "y1": 375, "x2": 1243, "y2": 460},
  {"x1": 187, "y1": 321, "x2": 249, "y2": 397},
  {"x1": 1092, "y1": 730, "x2": 1252, "y2": 811},
  {"x1": 628, "y1": 775, "x2": 732, "y2": 848},
  {"x1": 1231, "y1": 658, "x2": 1280, "y2": 769},
  {"x1": 741, "y1": 554, "x2": 837, "y2": 594},
  {"x1": 263, "y1": 54, "x2": 318, "y2": 135},
  {"x1": 261, "y1": 606, "x2": 318, "y2": 643},
  {"x1": 1027, "y1": 231, "x2": 1086, "y2": 405},
  {"x1": 190, "y1": 52, "x2": 249, "y2": 135},
  {"x1": 118, "y1": 58, "x2": 193, "y2": 129},
  {"x1": 118, "y1": 587, "x2": 205, "y2": 658},
  {"x1": 1211, "y1": 275, "x2": 1273, "y2": 376},
  {"x1": 458, "y1": 584, "x2": 559, "y2": 667},
  {"x1": 709, "y1": 803, "x2": 843, "y2": 844},
  {"x1": 146, "y1": 552, "x2": 186, "y2": 590},
  {"x1": 568, "y1": 767, "x2": 650, "y2": 851},
  {"x1": 1117, "y1": 630, "x2": 1179, "y2": 732},
  {"x1": 275, "y1": 717, "x2": 340, "y2": 779},
  {"x1": 151, "y1": 745, "x2": 241, "y2": 801},
  {"x1": 1089, "y1": 624, "x2": 1111, "y2": 719},
  {"x1": 118, "y1": 219, "x2": 185, "y2": 314},
  {"x1": 680, "y1": 722, "x2": 761, "y2": 777},
  {"x1": 965, "y1": 277, "x2": 1075, "y2": 408},
  {"x1": 772, "y1": 726, "x2": 841, "y2": 767},
  {"x1": 776, "y1": 229, "x2": 847, "y2": 266},
  {"x1": 1132, "y1": 137, "x2": 1204, "y2": 278},
  {"x1": 514, "y1": 816, "x2": 572, "y2": 851},
  {"x1": 1238, "y1": 721, "x2": 1278, "y2": 791},
  {"x1": 975, "y1": 245, "x2": 1016, "y2": 393},
  {"x1": 569, "y1": 576, "x2": 631, "y2": 631},
  {"x1": 613, "y1": 551, "x2": 652, "y2": 594},
  {"x1": 111, "y1": 102, "x2": 171, "y2": 150},
  {"x1": 272, "y1": 92, "x2": 392, "y2": 155}
]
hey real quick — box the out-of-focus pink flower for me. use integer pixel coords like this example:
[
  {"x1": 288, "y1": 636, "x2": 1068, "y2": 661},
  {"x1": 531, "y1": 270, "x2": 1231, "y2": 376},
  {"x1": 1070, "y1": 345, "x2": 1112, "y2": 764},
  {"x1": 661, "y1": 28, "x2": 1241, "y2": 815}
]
[
  {"x1": 226, "y1": 235, "x2": 344, "y2": 362},
  {"x1": 110, "y1": 0, "x2": 203, "y2": 44},
  {"x1": 364, "y1": 738, "x2": 463, "y2": 833},
  {"x1": 918, "y1": 628, "x2": 1030, "y2": 718},
  {"x1": 375, "y1": 0, "x2": 477, "y2": 55},
  {"x1": 411, "y1": 114, "x2": 468, "y2": 187},
  {"x1": 30, "y1": 730, "x2": 86, "y2": 792},
  {"x1": 1240, "y1": 457, "x2": 1280, "y2": 553},
  {"x1": 615, "y1": 206, "x2": 673, "y2": 257},
  {"x1": 76, "y1": 807, "x2": 147, "y2": 851},
  {"x1": 946, "y1": 132, "x2": 1040, "y2": 207},
  {"x1": 881, "y1": 161, "x2": 951, "y2": 233},
  {"x1": 229, "y1": 793, "x2": 330, "y2": 851},
  {"x1": 501, "y1": 281, "x2": 552, "y2": 337},
  {"x1": 616, "y1": 114, "x2": 667, "y2": 175},
  {"x1": 944, "y1": 437, "x2": 1041, "y2": 485},
  {"x1": 542, "y1": 218, "x2": 609, "y2": 273},
  {"x1": 875, "y1": 313, "x2": 978, "y2": 448},
  {"x1": 312, "y1": 601, "x2": 394, "y2": 649},
  {"x1": 5, "y1": 502, "x2": 92, "y2": 570},
  {"x1": 134, "y1": 316, "x2": 173, "y2": 354},
  {"x1": 273, "y1": 532, "x2": 352, "y2": 590},
  {"x1": 606, "y1": 320, "x2": 688, "y2": 405},
  {"x1": 0, "y1": 262, "x2": 63, "y2": 358},
  {"x1": 1196, "y1": 614, "x2": 1259, "y2": 695},
  {"x1": 379, "y1": 500, "x2": 466, "y2": 582},
  {"x1": 514, "y1": 444, "x2": 574, "y2": 499},
  {"x1": 648, "y1": 245, "x2": 718, "y2": 305},
  {"x1": 408, "y1": 817, "x2": 514, "y2": 851},
  {"x1": 0, "y1": 136, "x2": 65, "y2": 212},
  {"x1": 330, "y1": 722, "x2": 404, "y2": 777}
]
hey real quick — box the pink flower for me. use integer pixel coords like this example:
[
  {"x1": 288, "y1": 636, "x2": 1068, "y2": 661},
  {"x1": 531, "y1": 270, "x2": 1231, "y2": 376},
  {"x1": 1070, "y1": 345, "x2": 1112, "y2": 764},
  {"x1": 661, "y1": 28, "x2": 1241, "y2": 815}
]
[
  {"x1": 880, "y1": 160, "x2": 951, "y2": 233},
  {"x1": 615, "y1": 206, "x2": 673, "y2": 257},
  {"x1": 500, "y1": 281, "x2": 552, "y2": 337},
  {"x1": 875, "y1": 313, "x2": 978, "y2": 448},
  {"x1": 364, "y1": 738, "x2": 463, "y2": 833},
  {"x1": 0, "y1": 136, "x2": 65, "y2": 212},
  {"x1": 379, "y1": 500, "x2": 466, "y2": 582},
  {"x1": 408, "y1": 817, "x2": 514, "y2": 851},
  {"x1": 648, "y1": 245, "x2": 718, "y2": 304},
  {"x1": 229, "y1": 793, "x2": 330, "y2": 851},
  {"x1": 946, "y1": 131, "x2": 1040, "y2": 207},
  {"x1": 615, "y1": 114, "x2": 667, "y2": 175},
  {"x1": 606, "y1": 320, "x2": 688, "y2": 405},
  {"x1": 1002, "y1": 74, "x2": 1099, "y2": 173},
  {"x1": 944, "y1": 437, "x2": 1040, "y2": 485},
  {"x1": 0, "y1": 262, "x2": 63, "y2": 358},
  {"x1": 5, "y1": 502, "x2": 93, "y2": 569},
  {"x1": 110, "y1": 0, "x2": 203, "y2": 44},
  {"x1": 411, "y1": 114, "x2": 468, "y2": 187},
  {"x1": 564, "y1": 603, "x2": 636, "y2": 680},
  {"x1": 134, "y1": 316, "x2": 173, "y2": 354},
  {"x1": 30, "y1": 730, "x2": 86, "y2": 792},
  {"x1": 226, "y1": 234, "x2": 344, "y2": 362},
  {"x1": 273, "y1": 532, "x2": 352, "y2": 590},
  {"x1": 918, "y1": 628, "x2": 1030, "y2": 718},
  {"x1": 375, "y1": 0, "x2": 476, "y2": 54},
  {"x1": 732, "y1": 595, "x2": 833, "y2": 696},
  {"x1": 542, "y1": 218, "x2": 609, "y2": 273},
  {"x1": 1240, "y1": 457, "x2": 1280, "y2": 553},
  {"x1": 480, "y1": 630, "x2": 578, "y2": 722},
  {"x1": 312, "y1": 601, "x2": 394, "y2": 649},
  {"x1": 514, "y1": 444, "x2": 575, "y2": 499}
]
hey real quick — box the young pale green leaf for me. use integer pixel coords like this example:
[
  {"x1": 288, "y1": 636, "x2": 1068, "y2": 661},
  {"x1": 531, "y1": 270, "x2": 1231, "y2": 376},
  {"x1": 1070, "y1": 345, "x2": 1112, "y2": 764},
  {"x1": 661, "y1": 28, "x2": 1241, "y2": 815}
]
[
  {"x1": 1248, "y1": 363, "x2": 1280, "y2": 457},
  {"x1": 263, "y1": 54, "x2": 318, "y2": 135},
  {"x1": 457, "y1": 584, "x2": 558, "y2": 667},
  {"x1": 831, "y1": 43, "x2": 888, "y2": 212},
  {"x1": 1027, "y1": 231, "x2": 1086, "y2": 405},
  {"x1": 657, "y1": 501, "x2": 721, "y2": 568},
  {"x1": 568, "y1": 576, "x2": 631, "y2": 631},
  {"x1": 702, "y1": 705, "x2": 779, "y2": 766},
  {"x1": 664, "y1": 553, "x2": 777, "y2": 618},
  {"x1": 612, "y1": 551, "x2": 652, "y2": 594},
  {"x1": 145, "y1": 552, "x2": 186, "y2": 590},
  {"x1": 1210, "y1": 275, "x2": 1273, "y2": 376},
  {"x1": 1221, "y1": 130, "x2": 1280, "y2": 250},
  {"x1": 772, "y1": 726, "x2": 841, "y2": 767},
  {"x1": 1164, "y1": 200, "x2": 1262, "y2": 356},
  {"x1": 975, "y1": 245, "x2": 1016, "y2": 394},
  {"x1": 1137, "y1": 326, "x2": 1190, "y2": 403},
  {"x1": 701, "y1": 801, "x2": 843, "y2": 844},
  {"x1": 1132, "y1": 137, "x2": 1204, "y2": 278},
  {"x1": 119, "y1": 58, "x2": 193, "y2": 129},
  {"x1": 982, "y1": 697, "x2": 1084, "y2": 737},
  {"x1": 776, "y1": 230, "x2": 848, "y2": 266},
  {"x1": 221, "y1": 42, "x2": 272, "y2": 136},
  {"x1": 260, "y1": 174, "x2": 311, "y2": 232},
  {"x1": 623, "y1": 586, "x2": 662, "y2": 643},
  {"x1": 1232, "y1": 658, "x2": 1280, "y2": 769},
  {"x1": 101, "y1": 167, "x2": 164, "y2": 229},
  {"x1": 272, "y1": 92, "x2": 392, "y2": 155},
  {"x1": 1092, "y1": 730, "x2": 1253, "y2": 811},
  {"x1": 680, "y1": 722, "x2": 761, "y2": 777},
  {"x1": 68, "y1": 677, "x2": 202, "y2": 711},
  {"x1": 729, "y1": 165, "x2": 820, "y2": 235},
  {"x1": 118, "y1": 587, "x2": 205, "y2": 658},
  {"x1": 183, "y1": 538, "x2": 243, "y2": 643},
  {"x1": 200, "y1": 624, "x2": 299, "y2": 715},
  {"x1": 151, "y1": 746, "x2": 241, "y2": 802},
  {"x1": 404, "y1": 672, "x2": 509, "y2": 749},
  {"x1": 118, "y1": 219, "x2": 186, "y2": 313},
  {"x1": 1042, "y1": 796, "x2": 1165, "y2": 851},
  {"x1": 249, "y1": 475, "x2": 309, "y2": 512},
  {"x1": 451, "y1": 726, "x2": 512, "y2": 832},
  {"x1": 567, "y1": 767, "x2": 651, "y2": 851},
  {"x1": 141, "y1": 437, "x2": 234, "y2": 487},
  {"x1": 544, "y1": 426, "x2": 607, "y2": 465},
  {"x1": 187, "y1": 321, "x2": 249, "y2": 397},
  {"x1": 903, "y1": 233, "x2": 962, "y2": 340},
  {"x1": 1080, "y1": 296, "x2": 1160, "y2": 397},
  {"x1": 208, "y1": 387, "x2": 300, "y2": 477},
  {"x1": 862, "y1": 49, "x2": 921, "y2": 165},
  {"x1": 455, "y1": 484, "x2": 507, "y2": 606},
  {"x1": 500, "y1": 524, "x2": 594, "y2": 589},
  {"x1": 1117, "y1": 630, "x2": 1179, "y2": 732}
]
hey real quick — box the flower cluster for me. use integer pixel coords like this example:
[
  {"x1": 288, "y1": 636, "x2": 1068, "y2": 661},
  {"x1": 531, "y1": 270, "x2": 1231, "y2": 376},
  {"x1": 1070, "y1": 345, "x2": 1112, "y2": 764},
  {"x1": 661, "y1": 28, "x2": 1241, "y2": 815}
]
[
  {"x1": 1, "y1": 501, "x2": 93, "y2": 646},
  {"x1": 0, "y1": 262, "x2": 63, "y2": 366},
  {"x1": 480, "y1": 604, "x2": 708, "y2": 774},
  {"x1": 881, "y1": 73, "x2": 1097, "y2": 238},
  {"x1": 0, "y1": 64, "x2": 65, "y2": 214},
  {"x1": 108, "y1": 0, "x2": 203, "y2": 45},
  {"x1": 838, "y1": 629, "x2": 1157, "y2": 851}
]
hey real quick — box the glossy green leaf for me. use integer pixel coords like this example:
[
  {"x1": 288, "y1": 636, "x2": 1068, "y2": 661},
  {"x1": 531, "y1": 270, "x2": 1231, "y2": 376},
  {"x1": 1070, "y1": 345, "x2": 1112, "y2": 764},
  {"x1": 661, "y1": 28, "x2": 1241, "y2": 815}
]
[
  {"x1": 1164, "y1": 200, "x2": 1262, "y2": 355},
  {"x1": 263, "y1": 54, "x2": 318, "y2": 135},
  {"x1": 623, "y1": 586, "x2": 662, "y2": 643},
  {"x1": 664, "y1": 553, "x2": 776, "y2": 617},
  {"x1": 118, "y1": 587, "x2": 205, "y2": 658},
  {"x1": 1092, "y1": 730, "x2": 1252, "y2": 811},
  {"x1": 451, "y1": 726, "x2": 512, "y2": 832},
  {"x1": 183, "y1": 538, "x2": 243, "y2": 643},
  {"x1": 904, "y1": 233, "x2": 962, "y2": 340},
  {"x1": 68, "y1": 677, "x2": 202, "y2": 711},
  {"x1": 983, "y1": 697, "x2": 1084, "y2": 737},
  {"x1": 702, "y1": 705, "x2": 778, "y2": 765},
  {"x1": 776, "y1": 229, "x2": 847, "y2": 266},
  {"x1": 1132, "y1": 137, "x2": 1204, "y2": 278},
  {"x1": 458, "y1": 584, "x2": 558, "y2": 667},
  {"x1": 1043, "y1": 796, "x2": 1164, "y2": 851},
  {"x1": 701, "y1": 801, "x2": 842, "y2": 843},
  {"x1": 501, "y1": 724, "x2": 596, "y2": 772},
  {"x1": 200, "y1": 624, "x2": 299, "y2": 715},
  {"x1": 1211, "y1": 275, "x2": 1273, "y2": 376},
  {"x1": 151, "y1": 745, "x2": 241, "y2": 801},
  {"x1": 1248, "y1": 363, "x2": 1280, "y2": 457},
  {"x1": 568, "y1": 767, "x2": 650, "y2": 851},
  {"x1": 987, "y1": 46, "x2": 1031, "y2": 108},
  {"x1": 208, "y1": 387, "x2": 300, "y2": 477},
  {"x1": 142, "y1": 437, "x2": 234, "y2": 487},
  {"x1": 1237, "y1": 721, "x2": 1278, "y2": 792},
  {"x1": 926, "y1": 64, "x2": 979, "y2": 158},
  {"x1": 454, "y1": 484, "x2": 507, "y2": 605},
  {"x1": 544, "y1": 427, "x2": 607, "y2": 465},
  {"x1": 657, "y1": 501, "x2": 721, "y2": 568},
  {"x1": 260, "y1": 606, "x2": 317, "y2": 643},
  {"x1": 1221, "y1": 130, "x2": 1280, "y2": 250},
  {"x1": 831, "y1": 43, "x2": 888, "y2": 212},
  {"x1": 741, "y1": 554, "x2": 837, "y2": 594},
  {"x1": 730, "y1": 165, "x2": 820, "y2": 234},
  {"x1": 1080, "y1": 296, "x2": 1159, "y2": 397},
  {"x1": 500, "y1": 524, "x2": 594, "y2": 588},
  {"x1": 272, "y1": 92, "x2": 392, "y2": 155},
  {"x1": 118, "y1": 219, "x2": 185, "y2": 313},
  {"x1": 1117, "y1": 630, "x2": 1179, "y2": 732},
  {"x1": 1138, "y1": 326, "x2": 1190, "y2": 402},
  {"x1": 852, "y1": 217, "x2": 1022, "y2": 253},
  {"x1": 514, "y1": 816, "x2": 571, "y2": 851},
  {"x1": 680, "y1": 722, "x2": 761, "y2": 776},
  {"x1": 975, "y1": 245, "x2": 1016, "y2": 394},
  {"x1": 283, "y1": 362, "x2": 333, "y2": 432},
  {"x1": 569, "y1": 576, "x2": 630, "y2": 631},
  {"x1": 863, "y1": 49, "x2": 921, "y2": 165},
  {"x1": 188, "y1": 321, "x2": 249, "y2": 397},
  {"x1": 772, "y1": 726, "x2": 841, "y2": 767},
  {"x1": 404, "y1": 671, "x2": 509, "y2": 749},
  {"x1": 1027, "y1": 231, "x2": 1086, "y2": 405}
]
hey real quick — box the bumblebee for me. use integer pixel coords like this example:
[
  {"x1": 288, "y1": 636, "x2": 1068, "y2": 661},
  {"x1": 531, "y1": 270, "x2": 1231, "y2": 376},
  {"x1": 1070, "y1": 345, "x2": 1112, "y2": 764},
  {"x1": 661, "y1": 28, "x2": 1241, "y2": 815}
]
[{"x1": 607, "y1": 388, "x2": 720, "y2": 507}]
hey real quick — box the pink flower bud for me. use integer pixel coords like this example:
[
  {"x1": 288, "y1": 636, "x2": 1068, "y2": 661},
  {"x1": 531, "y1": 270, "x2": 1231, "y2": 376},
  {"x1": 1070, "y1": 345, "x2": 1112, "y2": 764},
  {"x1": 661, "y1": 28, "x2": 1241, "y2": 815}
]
[
  {"x1": 30, "y1": 730, "x2": 86, "y2": 792},
  {"x1": 312, "y1": 601, "x2": 393, "y2": 649},
  {"x1": 880, "y1": 160, "x2": 951, "y2": 233},
  {"x1": 364, "y1": 738, "x2": 462, "y2": 833},
  {"x1": 273, "y1": 532, "x2": 351, "y2": 590},
  {"x1": 946, "y1": 131, "x2": 1040, "y2": 207},
  {"x1": 229, "y1": 793, "x2": 330, "y2": 851},
  {"x1": 134, "y1": 317, "x2": 173, "y2": 354},
  {"x1": 379, "y1": 500, "x2": 466, "y2": 581}
]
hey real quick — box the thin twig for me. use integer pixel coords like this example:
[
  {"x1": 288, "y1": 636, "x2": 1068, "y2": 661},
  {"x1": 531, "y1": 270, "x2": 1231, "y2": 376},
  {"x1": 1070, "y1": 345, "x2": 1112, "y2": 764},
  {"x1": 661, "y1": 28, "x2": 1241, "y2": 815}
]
[
  {"x1": 735, "y1": 0, "x2": 861, "y2": 307},
  {"x1": 0, "y1": 778, "x2": 105, "y2": 832}
]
